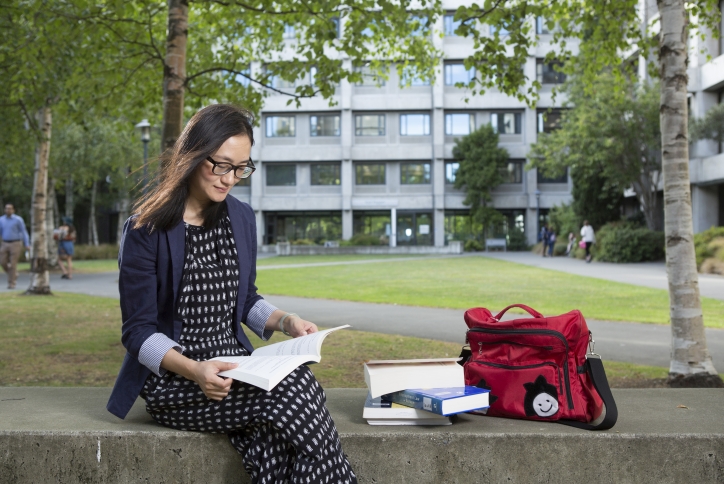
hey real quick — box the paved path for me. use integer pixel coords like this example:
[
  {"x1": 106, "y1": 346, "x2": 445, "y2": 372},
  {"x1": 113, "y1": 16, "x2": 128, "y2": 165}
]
[
  {"x1": 3, "y1": 258, "x2": 723, "y2": 370},
  {"x1": 480, "y1": 251, "x2": 724, "y2": 301}
]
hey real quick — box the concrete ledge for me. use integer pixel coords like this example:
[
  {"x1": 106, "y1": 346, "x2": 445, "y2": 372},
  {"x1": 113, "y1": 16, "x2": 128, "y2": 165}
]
[
  {"x1": 262, "y1": 242, "x2": 464, "y2": 255},
  {"x1": 1, "y1": 387, "x2": 723, "y2": 483}
]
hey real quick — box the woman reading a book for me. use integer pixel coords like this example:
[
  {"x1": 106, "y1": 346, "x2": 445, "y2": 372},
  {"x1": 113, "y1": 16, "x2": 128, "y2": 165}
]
[{"x1": 107, "y1": 104, "x2": 357, "y2": 483}]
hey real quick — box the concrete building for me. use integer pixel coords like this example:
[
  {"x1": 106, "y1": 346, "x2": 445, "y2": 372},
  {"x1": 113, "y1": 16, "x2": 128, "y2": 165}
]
[
  {"x1": 232, "y1": 9, "x2": 574, "y2": 249},
  {"x1": 681, "y1": 1, "x2": 724, "y2": 231}
]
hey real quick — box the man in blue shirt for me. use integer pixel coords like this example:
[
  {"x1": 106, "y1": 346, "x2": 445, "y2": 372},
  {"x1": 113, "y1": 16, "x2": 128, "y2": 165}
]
[{"x1": 0, "y1": 204, "x2": 31, "y2": 289}]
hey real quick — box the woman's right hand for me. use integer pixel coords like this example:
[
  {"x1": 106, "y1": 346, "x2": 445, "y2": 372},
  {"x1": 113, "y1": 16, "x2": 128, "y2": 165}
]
[{"x1": 189, "y1": 360, "x2": 239, "y2": 401}]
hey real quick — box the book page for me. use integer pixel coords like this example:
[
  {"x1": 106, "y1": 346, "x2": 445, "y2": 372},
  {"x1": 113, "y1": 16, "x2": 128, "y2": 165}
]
[
  {"x1": 217, "y1": 355, "x2": 313, "y2": 381},
  {"x1": 252, "y1": 325, "x2": 350, "y2": 358}
]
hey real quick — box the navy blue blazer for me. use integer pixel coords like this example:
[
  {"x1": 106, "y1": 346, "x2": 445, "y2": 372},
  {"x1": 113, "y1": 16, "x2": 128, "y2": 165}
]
[{"x1": 107, "y1": 196, "x2": 262, "y2": 419}]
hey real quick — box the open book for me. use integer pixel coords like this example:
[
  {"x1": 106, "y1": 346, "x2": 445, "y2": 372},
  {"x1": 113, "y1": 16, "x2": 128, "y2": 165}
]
[{"x1": 212, "y1": 325, "x2": 350, "y2": 391}]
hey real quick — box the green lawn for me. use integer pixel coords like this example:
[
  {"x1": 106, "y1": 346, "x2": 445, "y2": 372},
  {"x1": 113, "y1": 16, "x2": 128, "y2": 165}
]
[
  {"x1": 0, "y1": 292, "x2": 676, "y2": 388},
  {"x1": 256, "y1": 256, "x2": 724, "y2": 327},
  {"x1": 257, "y1": 254, "x2": 430, "y2": 266}
]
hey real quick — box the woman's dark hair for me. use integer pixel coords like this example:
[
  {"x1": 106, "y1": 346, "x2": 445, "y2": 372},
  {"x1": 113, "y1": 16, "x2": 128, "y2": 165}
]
[{"x1": 133, "y1": 104, "x2": 255, "y2": 231}]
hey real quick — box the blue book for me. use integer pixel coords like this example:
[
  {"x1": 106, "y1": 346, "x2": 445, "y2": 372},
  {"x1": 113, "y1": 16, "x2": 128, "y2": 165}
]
[{"x1": 382, "y1": 386, "x2": 490, "y2": 416}]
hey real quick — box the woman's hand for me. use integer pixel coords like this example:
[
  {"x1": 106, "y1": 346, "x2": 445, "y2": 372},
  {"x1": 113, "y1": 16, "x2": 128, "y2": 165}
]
[
  {"x1": 285, "y1": 314, "x2": 318, "y2": 337},
  {"x1": 189, "y1": 360, "x2": 239, "y2": 401}
]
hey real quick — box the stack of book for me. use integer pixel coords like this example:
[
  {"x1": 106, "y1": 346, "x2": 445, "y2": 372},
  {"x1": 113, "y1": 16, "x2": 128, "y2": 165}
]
[{"x1": 362, "y1": 358, "x2": 490, "y2": 426}]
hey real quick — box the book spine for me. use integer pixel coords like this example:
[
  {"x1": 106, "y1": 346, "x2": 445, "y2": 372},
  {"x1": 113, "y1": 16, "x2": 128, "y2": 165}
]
[{"x1": 383, "y1": 391, "x2": 444, "y2": 416}]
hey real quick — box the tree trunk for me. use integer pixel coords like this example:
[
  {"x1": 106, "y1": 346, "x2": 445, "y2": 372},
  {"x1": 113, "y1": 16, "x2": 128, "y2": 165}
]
[
  {"x1": 658, "y1": 0, "x2": 723, "y2": 387},
  {"x1": 161, "y1": 0, "x2": 188, "y2": 153},
  {"x1": 65, "y1": 176, "x2": 73, "y2": 219},
  {"x1": 89, "y1": 179, "x2": 99, "y2": 246},
  {"x1": 116, "y1": 193, "x2": 129, "y2": 245},
  {"x1": 26, "y1": 105, "x2": 52, "y2": 295},
  {"x1": 47, "y1": 179, "x2": 58, "y2": 268}
]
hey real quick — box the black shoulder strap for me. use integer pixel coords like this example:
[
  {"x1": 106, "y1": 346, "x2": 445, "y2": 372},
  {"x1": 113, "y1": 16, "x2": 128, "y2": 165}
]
[{"x1": 558, "y1": 357, "x2": 618, "y2": 430}]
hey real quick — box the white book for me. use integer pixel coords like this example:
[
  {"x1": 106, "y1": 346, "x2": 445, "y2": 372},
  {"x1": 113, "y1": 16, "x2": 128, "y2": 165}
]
[
  {"x1": 212, "y1": 325, "x2": 350, "y2": 391},
  {"x1": 363, "y1": 358, "x2": 464, "y2": 398},
  {"x1": 366, "y1": 418, "x2": 452, "y2": 426}
]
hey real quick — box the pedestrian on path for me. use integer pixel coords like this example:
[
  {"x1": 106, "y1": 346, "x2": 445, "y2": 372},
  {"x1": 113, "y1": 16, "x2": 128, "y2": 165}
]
[
  {"x1": 0, "y1": 203, "x2": 30, "y2": 289},
  {"x1": 540, "y1": 224, "x2": 550, "y2": 257},
  {"x1": 547, "y1": 226, "x2": 557, "y2": 257},
  {"x1": 580, "y1": 220, "x2": 596, "y2": 263},
  {"x1": 107, "y1": 104, "x2": 357, "y2": 483},
  {"x1": 565, "y1": 232, "x2": 576, "y2": 257},
  {"x1": 54, "y1": 217, "x2": 76, "y2": 280}
]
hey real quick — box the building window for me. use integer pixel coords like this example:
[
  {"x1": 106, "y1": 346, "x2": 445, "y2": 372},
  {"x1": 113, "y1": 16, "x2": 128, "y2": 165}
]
[
  {"x1": 444, "y1": 63, "x2": 476, "y2": 85},
  {"x1": 355, "y1": 115, "x2": 386, "y2": 136},
  {"x1": 266, "y1": 164, "x2": 296, "y2": 186},
  {"x1": 537, "y1": 110, "x2": 563, "y2": 133},
  {"x1": 443, "y1": 14, "x2": 461, "y2": 36},
  {"x1": 234, "y1": 66, "x2": 251, "y2": 87},
  {"x1": 445, "y1": 113, "x2": 475, "y2": 136},
  {"x1": 445, "y1": 161, "x2": 459, "y2": 184},
  {"x1": 537, "y1": 59, "x2": 567, "y2": 84},
  {"x1": 266, "y1": 116, "x2": 296, "y2": 137},
  {"x1": 355, "y1": 64, "x2": 385, "y2": 86},
  {"x1": 490, "y1": 112, "x2": 522, "y2": 134},
  {"x1": 537, "y1": 167, "x2": 568, "y2": 184},
  {"x1": 355, "y1": 163, "x2": 386, "y2": 185},
  {"x1": 400, "y1": 163, "x2": 431, "y2": 184},
  {"x1": 536, "y1": 17, "x2": 553, "y2": 35},
  {"x1": 265, "y1": 211, "x2": 342, "y2": 244},
  {"x1": 310, "y1": 163, "x2": 341, "y2": 185},
  {"x1": 310, "y1": 115, "x2": 340, "y2": 137},
  {"x1": 353, "y1": 211, "x2": 391, "y2": 244},
  {"x1": 283, "y1": 24, "x2": 295, "y2": 39},
  {"x1": 400, "y1": 67, "x2": 430, "y2": 87},
  {"x1": 490, "y1": 24, "x2": 509, "y2": 36},
  {"x1": 499, "y1": 160, "x2": 524, "y2": 183},
  {"x1": 399, "y1": 114, "x2": 430, "y2": 136},
  {"x1": 409, "y1": 15, "x2": 428, "y2": 37}
]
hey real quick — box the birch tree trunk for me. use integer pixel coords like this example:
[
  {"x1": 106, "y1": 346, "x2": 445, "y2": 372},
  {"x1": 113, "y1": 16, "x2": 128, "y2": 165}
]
[
  {"x1": 89, "y1": 179, "x2": 99, "y2": 246},
  {"x1": 658, "y1": 0, "x2": 723, "y2": 387},
  {"x1": 116, "y1": 194, "x2": 129, "y2": 245},
  {"x1": 161, "y1": 0, "x2": 188, "y2": 153},
  {"x1": 47, "y1": 179, "x2": 58, "y2": 268},
  {"x1": 26, "y1": 105, "x2": 52, "y2": 295}
]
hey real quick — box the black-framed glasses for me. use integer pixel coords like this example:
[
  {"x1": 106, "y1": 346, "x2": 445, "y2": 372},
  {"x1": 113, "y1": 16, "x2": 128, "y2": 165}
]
[{"x1": 206, "y1": 156, "x2": 256, "y2": 179}]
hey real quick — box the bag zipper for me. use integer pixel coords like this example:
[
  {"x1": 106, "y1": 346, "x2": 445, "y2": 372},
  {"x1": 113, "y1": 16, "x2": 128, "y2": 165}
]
[
  {"x1": 469, "y1": 360, "x2": 563, "y2": 396},
  {"x1": 477, "y1": 340, "x2": 555, "y2": 351},
  {"x1": 468, "y1": 327, "x2": 574, "y2": 409}
]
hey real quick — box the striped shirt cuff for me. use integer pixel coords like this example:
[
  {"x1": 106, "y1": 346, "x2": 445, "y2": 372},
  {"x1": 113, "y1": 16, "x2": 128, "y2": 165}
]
[
  {"x1": 246, "y1": 299, "x2": 278, "y2": 341},
  {"x1": 138, "y1": 333, "x2": 185, "y2": 376}
]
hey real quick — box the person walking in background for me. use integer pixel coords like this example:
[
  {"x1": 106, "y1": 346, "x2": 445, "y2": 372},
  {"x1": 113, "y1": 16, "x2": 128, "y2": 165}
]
[
  {"x1": 0, "y1": 204, "x2": 30, "y2": 289},
  {"x1": 580, "y1": 220, "x2": 596, "y2": 263},
  {"x1": 540, "y1": 224, "x2": 550, "y2": 257},
  {"x1": 565, "y1": 232, "x2": 576, "y2": 257},
  {"x1": 547, "y1": 226, "x2": 557, "y2": 257},
  {"x1": 54, "y1": 216, "x2": 76, "y2": 280}
]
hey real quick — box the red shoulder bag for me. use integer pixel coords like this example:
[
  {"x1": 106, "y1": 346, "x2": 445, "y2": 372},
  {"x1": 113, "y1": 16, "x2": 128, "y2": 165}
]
[{"x1": 461, "y1": 304, "x2": 617, "y2": 430}]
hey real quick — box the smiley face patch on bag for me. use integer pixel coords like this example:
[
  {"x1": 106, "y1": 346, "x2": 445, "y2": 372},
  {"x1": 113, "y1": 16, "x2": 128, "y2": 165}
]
[{"x1": 523, "y1": 375, "x2": 559, "y2": 418}]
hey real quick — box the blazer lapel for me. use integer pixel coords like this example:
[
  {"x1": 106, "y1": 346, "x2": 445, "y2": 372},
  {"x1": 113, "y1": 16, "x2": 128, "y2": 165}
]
[
  {"x1": 228, "y1": 205, "x2": 247, "y2": 316},
  {"x1": 167, "y1": 220, "x2": 185, "y2": 307}
]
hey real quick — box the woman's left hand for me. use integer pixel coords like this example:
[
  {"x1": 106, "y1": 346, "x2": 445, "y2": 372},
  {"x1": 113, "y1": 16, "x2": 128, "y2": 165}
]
[{"x1": 286, "y1": 315, "x2": 318, "y2": 337}]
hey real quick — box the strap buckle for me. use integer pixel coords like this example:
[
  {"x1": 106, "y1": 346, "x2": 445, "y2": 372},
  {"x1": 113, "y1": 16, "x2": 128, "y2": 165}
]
[{"x1": 586, "y1": 331, "x2": 601, "y2": 359}]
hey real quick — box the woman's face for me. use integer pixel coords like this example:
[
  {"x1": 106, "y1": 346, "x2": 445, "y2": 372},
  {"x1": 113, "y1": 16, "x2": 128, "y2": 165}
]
[{"x1": 188, "y1": 134, "x2": 252, "y2": 206}]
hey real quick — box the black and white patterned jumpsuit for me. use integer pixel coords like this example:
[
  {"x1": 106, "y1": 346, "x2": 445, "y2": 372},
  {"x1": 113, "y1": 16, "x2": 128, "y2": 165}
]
[{"x1": 141, "y1": 216, "x2": 357, "y2": 483}]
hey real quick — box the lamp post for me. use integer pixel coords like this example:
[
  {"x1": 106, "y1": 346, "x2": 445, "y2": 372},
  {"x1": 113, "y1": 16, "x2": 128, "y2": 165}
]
[
  {"x1": 135, "y1": 119, "x2": 151, "y2": 193},
  {"x1": 535, "y1": 189, "x2": 541, "y2": 239}
]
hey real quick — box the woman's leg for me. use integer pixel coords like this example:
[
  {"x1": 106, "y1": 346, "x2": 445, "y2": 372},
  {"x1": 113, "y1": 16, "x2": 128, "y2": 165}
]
[
  {"x1": 58, "y1": 254, "x2": 68, "y2": 277},
  {"x1": 66, "y1": 256, "x2": 73, "y2": 279},
  {"x1": 144, "y1": 365, "x2": 356, "y2": 484}
]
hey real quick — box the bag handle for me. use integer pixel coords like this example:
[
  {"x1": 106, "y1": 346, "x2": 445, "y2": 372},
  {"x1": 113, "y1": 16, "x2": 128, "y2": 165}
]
[
  {"x1": 494, "y1": 304, "x2": 544, "y2": 321},
  {"x1": 558, "y1": 357, "x2": 618, "y2": 431}
]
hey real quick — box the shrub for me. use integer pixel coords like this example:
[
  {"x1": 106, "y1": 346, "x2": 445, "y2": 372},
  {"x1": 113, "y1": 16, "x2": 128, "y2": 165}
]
[
  {"x1": 694, "y1": 226, "x2": 724, "y2": 269},
  {"x1": 553, "y1": 242, "x2": 568, "y2": 256},
  {"x1": 291, "y1": 238, "x2": 317, "y2": 245},
  {"x1": 464, "y1": 239, "x2": 484, "y2": 252},
  {"x1": 74, "y1": 244, "x2": 119, "y2": 260},
  {"x1": 548, "y1": 203, "x2": 581, "y2": 242},
  {"x1": 595, "y1": 222, "x2": 665, "y2": 263},
  {"x1": 348, "y1": 234, "x2": 383, "y2": 246},
  {"x1": 506, "y1": 229, "x2": 529, "y2": 251}
]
